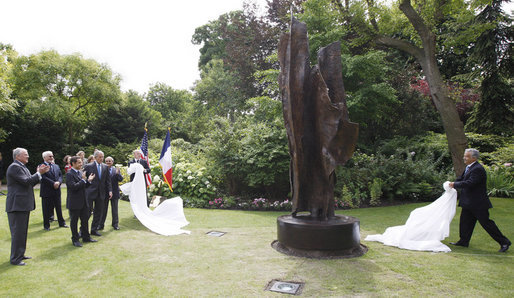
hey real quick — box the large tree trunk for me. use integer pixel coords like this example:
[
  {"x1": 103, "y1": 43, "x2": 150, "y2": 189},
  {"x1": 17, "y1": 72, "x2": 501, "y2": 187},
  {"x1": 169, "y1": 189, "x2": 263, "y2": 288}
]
[{"x1": 375, "y1": 0, "x2": 467, "y2": 175}]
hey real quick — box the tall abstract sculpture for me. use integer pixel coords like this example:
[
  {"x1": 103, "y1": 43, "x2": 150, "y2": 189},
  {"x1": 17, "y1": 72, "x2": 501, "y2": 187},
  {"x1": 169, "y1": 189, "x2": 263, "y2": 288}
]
[{"x1": 272, "y1": 18, "x2": 367, "y2": 258}]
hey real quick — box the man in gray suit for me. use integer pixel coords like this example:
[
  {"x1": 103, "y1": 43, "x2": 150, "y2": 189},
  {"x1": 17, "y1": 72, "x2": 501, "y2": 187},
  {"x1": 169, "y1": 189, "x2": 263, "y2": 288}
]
[
  {"x1": 5, "y1": 148, "x2": 49, "y2": 266},
  {"x1": 84, "y1": 150, "x2": 112, "y2": 236}
]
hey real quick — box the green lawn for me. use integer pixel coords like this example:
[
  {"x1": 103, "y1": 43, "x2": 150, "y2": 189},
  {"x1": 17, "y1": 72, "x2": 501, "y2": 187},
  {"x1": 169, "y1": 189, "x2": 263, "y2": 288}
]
[{"x1": 1, "y1": 191, "x2": 512, "y2": 297}]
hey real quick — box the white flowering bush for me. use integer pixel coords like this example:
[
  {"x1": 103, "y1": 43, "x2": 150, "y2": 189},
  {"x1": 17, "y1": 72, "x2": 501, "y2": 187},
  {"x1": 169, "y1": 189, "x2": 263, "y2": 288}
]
[{"x1": 172, "y1": 161, "x2": 216, "y2": 202}]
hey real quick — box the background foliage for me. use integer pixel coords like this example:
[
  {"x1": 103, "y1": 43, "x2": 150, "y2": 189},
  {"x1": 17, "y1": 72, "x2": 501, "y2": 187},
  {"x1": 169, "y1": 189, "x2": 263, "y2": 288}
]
[{"x1": 1, "y1": 0, "x2": 513, "y2": 208}]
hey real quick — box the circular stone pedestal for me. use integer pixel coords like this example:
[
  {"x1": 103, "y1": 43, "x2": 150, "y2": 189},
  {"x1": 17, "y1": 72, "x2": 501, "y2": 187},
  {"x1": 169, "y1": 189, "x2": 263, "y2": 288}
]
[{"x1": 272, "y1": 214, "x2": 367, "y2": 259}]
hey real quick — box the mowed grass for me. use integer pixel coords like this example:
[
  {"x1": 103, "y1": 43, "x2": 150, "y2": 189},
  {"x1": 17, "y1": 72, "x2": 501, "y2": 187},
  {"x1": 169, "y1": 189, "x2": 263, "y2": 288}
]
[{"x1": 0, "y1": 190, "x2": 512, "y2": 297}]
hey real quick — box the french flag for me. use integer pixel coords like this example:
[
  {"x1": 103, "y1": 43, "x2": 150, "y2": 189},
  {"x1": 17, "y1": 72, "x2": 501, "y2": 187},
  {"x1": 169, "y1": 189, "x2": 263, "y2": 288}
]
[{"x1": 159, "y1": 129, "x2": 173, "y2": 191}]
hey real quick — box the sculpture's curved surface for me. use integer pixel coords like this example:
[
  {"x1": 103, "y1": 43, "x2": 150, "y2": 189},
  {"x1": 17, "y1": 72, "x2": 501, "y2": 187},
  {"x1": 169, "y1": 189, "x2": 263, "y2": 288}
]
[{"x1": 278, "y1": 18, "x2": 358, "y2": 219}]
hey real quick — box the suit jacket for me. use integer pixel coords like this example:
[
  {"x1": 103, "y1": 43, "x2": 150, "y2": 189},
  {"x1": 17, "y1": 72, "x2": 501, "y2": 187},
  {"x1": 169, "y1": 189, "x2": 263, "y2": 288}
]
[
  {"x1": 84, "y1": 162, "x2": 112, "y2": 200},
  {"x1": 5, "y1": 160, "x2": 40, "y2": 212},
  {"x1": 107, "y1": 167, "x2": 124, "y2": 200},
  {"x1": 65, "y1": 169, "x2": 90, "y2": 210},
  {"x1": 454, "y1": 162, "x2": 492, "y2": 210},
  {"x1": 128, "y1": 159, "x2": 150, "y2": 183},
  {"x1": 40, "y1": 162, "x2": 62, "y2": 198}
]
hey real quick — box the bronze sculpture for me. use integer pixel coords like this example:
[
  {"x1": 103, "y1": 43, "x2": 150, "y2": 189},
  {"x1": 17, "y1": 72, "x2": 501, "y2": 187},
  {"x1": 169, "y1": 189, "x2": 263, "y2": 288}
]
[{"x1": 272, "y1": 18, "x2": 366, "y2": 258}]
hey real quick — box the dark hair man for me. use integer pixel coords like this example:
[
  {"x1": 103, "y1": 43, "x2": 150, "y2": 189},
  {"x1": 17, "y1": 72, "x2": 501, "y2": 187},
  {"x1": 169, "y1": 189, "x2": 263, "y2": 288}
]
[{"x1": 66, "y1": 156, "x2": 96, "y2": 247}]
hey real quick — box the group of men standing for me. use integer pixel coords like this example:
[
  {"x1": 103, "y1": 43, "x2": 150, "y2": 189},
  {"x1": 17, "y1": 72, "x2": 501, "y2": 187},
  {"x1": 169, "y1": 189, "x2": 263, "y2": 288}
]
[
  {"x1": 5, "y1": 147, "x2": 125, "y2": 265},
  {"x1": 66, "y1": 150, "x2": 124, "y2": 248}
]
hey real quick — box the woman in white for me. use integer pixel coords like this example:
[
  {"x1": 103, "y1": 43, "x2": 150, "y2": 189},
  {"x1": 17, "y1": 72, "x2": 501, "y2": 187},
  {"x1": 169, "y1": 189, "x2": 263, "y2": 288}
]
[
  {"x1": 365, "y1": 181, "x2": 457, "y2": 252},
  {"x1": 120, "y1": 163, "x2": 190, "y2": 236}
]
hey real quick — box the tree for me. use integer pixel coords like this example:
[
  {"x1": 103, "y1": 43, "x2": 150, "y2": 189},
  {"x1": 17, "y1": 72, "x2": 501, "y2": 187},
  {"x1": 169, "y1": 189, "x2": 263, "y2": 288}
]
[
  {"x1": 146, "y1": 83, "x2": 196, "y2": 141},
  {"x1": 265, "y1": 0, "x2": 306, "y2": 31},
  {"x1": 314, "y1": 0, "x2": 474, "y2": 174},
  {"x1": 193, "y1": 59, "x2": 246, "y2": 120},
  {"x1": 0, "y1": 44, "x2": 18, "y2": 141},
  {"x1": 85, "y1": 90, "x2": 164, "y2": 146},
  {"x1": 465, "y1": 0, "x2": 514, "y2": 135},
  {"x1": 192, "y1": 4, "x2": 278, "y2": 98},
  {"x1": 10, "y1": 50, "x2": 121, "y2": 151}
]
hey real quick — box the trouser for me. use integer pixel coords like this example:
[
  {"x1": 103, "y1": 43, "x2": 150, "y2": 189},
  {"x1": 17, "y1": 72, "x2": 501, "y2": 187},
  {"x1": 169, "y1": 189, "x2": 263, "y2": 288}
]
[
  {"x1": 7, "y1": 211, "x2": 30, "y2": 264},
  {"x1": 88, "y1": 197, "x2": 104, "y2": 232},
  {"x1": 459, "y1": 207, "x2": 510, "y2": 245},
  {"x1": 100, "y1": 197, "x2": 119, "y2": 228},
  {"x1": 69, "y1": 207, "x2": 90, "y2": 242},
  {"x1": 42, "y1": 195, "x2": 65, "y2": 228}
]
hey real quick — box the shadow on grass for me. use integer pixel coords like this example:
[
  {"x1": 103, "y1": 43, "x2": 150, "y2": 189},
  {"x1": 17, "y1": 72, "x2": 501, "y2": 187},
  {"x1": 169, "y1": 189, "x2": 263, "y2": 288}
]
[
  {"x1": 0, "y1": 261, "x2": 17, "y2": 275},
  {"x1": 37, "y1": 242, "x2": 79, "y2": 261},
  {"x1": 27, "y1": 226, "x2": 68, "y2": 240}
]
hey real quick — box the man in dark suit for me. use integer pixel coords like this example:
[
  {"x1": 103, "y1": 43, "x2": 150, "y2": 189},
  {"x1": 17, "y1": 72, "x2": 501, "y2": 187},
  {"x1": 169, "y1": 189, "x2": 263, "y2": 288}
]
[
  {"x1": 84, "y1": 150, "x2": 112, "y2": 236},
  {"x1": 99, "y1": 156, "x2": 123, "y2": 230},
  {"x1": 449, "y1": 148, "x2": 511, "y2": 252},
  {"x1": 66, "y1": 156, "x2": 96, "y2": 247},
  {"x1": 128, "y1": 149, "x2": 150, "y2": 183},
  {"x1": 128, "y1": 149, "x2": 150, "y2": 206},
  {"x1": 5, "y1": 147, "x2": 49, "y2": 265},
  {"x1": 39, "y1": 151, "x2": 67, "y2": 230}
]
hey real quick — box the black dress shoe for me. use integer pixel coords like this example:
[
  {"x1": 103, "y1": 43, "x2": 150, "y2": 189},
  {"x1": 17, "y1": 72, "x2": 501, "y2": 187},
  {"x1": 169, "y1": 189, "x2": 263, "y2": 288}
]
[
  {"x1": 44, "y1": 227, "x2": 50, "y2": 231},
  {"x1": 449, "y1": 241, "x2": 468, "y2": 247},
  {"x1": 73, "y1": 241, "x2": 83, "y2": 247},
  {"x1": 113, "y1": 226, "x2": 120, "y2": 230},
  {"x1": 22, "y1": 256, "x2": 32, "y2": 260},
  {"x1": 83, "y1": 238, "x2": 98, "y2": 243},
  {"x1": 12, "y1": 261, "x2": 26, "y2": 266},
  {"x1": 499, "y1": 243, "x2": 510, "y2": 252},
  {"x1": 60, "y1": 224, "x2": 69, "y2": 228},
  {"x1": 91, "y1": 231, "x2": 102, "y2": 236}
]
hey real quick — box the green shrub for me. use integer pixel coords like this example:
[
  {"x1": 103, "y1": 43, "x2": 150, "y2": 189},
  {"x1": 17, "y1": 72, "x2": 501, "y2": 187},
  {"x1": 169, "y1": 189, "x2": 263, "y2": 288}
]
[
  {"x1": 172, "y1": 162, "x2": 216, "y2": 202},
  {"x1": 486, "y1": 166, "x2": 514, "y2": 198},
  {"x1": 466, "y1": 133, "x2": 509, "y2": 153},
  {"x1": 336, "y1": 148, "x2": 450, "y2": 205},
  {"x1": 369, "y1": 178, "x2": 384, "y2": 206},
  {"x1": 481, "y1": 143, "x2": 514, "y2": 167},
  {"x1": 202, "y1": 116, "x2": 290, "y2": 199},
  {"x1": 341, "y1": 185, "x2": 355, "y2": 208}
]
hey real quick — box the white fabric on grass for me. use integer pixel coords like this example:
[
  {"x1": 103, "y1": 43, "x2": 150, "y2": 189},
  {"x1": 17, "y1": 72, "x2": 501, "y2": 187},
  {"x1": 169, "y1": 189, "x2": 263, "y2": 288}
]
[
  {"x1": 365, "y1": 181, "x2": 457, "y2": 252},
  {"x1": 120, "y1": 163, "x2": 190, "y2": 236}
]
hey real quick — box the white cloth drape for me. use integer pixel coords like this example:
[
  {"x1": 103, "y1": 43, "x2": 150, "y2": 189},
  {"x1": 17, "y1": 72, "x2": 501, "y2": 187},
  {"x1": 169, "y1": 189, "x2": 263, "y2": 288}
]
[
  {"x1": 120, "y1": 163, "x2": 190, "y2": 236},
  {"x1": 365, "y1": 181, "x2": 457, "y2": 252}
]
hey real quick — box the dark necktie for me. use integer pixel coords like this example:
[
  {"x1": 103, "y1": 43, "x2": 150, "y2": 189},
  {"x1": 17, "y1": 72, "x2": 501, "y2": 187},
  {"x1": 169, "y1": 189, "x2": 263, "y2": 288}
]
[{"x1": 97, "y1": 163, "x2": 102, "y2": 179}]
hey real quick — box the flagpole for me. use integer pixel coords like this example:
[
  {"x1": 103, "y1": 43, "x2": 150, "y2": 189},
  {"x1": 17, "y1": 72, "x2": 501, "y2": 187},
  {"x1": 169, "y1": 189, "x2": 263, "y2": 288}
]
[{"x1": 167, "y1": 127, "x2": 173, "y2": 192}]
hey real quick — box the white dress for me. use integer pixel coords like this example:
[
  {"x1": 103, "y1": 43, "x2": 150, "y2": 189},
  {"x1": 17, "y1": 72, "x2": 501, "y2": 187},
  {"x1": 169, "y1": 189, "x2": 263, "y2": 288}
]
[
  {"x1": 120, "y1": 163, "x2": 190, "y2": 236},
  {"x1": 364, "y1": 181, "x2": 457, "y2": 252}
]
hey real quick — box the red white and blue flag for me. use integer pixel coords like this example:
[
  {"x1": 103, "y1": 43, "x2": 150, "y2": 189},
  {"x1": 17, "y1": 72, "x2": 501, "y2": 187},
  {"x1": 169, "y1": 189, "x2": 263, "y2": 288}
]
[
  {"x1": 140, "y1": 126, "x2": 152, "y2": 186},
  {"x1": 159, "y1": 128, "x2": 173, "y2": 191}
]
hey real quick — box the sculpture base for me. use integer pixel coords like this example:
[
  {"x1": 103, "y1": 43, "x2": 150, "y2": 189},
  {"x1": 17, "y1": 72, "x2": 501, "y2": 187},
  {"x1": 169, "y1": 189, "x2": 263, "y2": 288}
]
[{"x1": 272, "y1": 214, "x2": 367, "y2": 259}]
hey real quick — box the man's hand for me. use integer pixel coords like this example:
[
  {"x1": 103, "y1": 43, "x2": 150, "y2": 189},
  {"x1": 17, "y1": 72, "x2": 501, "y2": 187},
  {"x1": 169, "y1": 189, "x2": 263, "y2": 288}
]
[
  {"x1": 449, "y1": 182, "x2": 455, "y2": 188},
  {"x1": 53, "y1": 181, "x2": 60, "y2": 189},
  {"x1": 109, "y1": 191, "x2": 113, "y2": 199},
  {"x1": 37, "y1": 164, "x2": 50, "y2": 174},
  {"x1": 88, "y1": 173, "x2": 95, "y2": 182}
]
